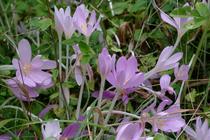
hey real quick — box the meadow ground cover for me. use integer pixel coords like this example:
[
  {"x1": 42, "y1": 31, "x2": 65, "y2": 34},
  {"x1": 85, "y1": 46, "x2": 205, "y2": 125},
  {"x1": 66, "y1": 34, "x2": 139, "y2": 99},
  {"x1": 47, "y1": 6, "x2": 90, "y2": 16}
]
[{"x1": 0, "y1": 0, "x2": 210, "y2": 140}]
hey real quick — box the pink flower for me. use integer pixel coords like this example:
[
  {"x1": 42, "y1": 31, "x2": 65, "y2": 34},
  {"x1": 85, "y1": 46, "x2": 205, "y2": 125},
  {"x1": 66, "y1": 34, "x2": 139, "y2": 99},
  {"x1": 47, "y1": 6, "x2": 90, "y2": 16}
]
[
  {"x1": 160, "y1": 3, "x2": 193, "y2": 37},
  {"x1": 72, "y1": 44, "x2": 93, "y2": 85},
  {"x1": 42, "y1": 120, "x2": 62, "y2": 140},
  {"x1": 12, "y1": 39, "x2": 56, "y2": 88},
  {"x1": 106, "y1": 56, "x2": 144, "y2": 90},
  {"x1": 54, "y1": 6, "x2": 75, "y2": 39},
  {"x1": 154, "y1": 46, "x2": 183, "y2": 73},
  {"x1": 185, "y1": 117, "x2": 210, "y2": 140},
  {"x1": 160, "y1": 74, "x2": 175, "y2": 94},
  {"x1": 98, "y1": 48, "x2": 116, "y2": 77},
  {"x1": 73, "y1": 4, "x2": 100, "y2": 37},
  {"x1": 174, "y1": 64, "x2": 189, "y2": 81},
  {"x1": 116, "y1": 122, "x2": 145, "y2": 140},
  {"x1": 6, "y1": 78, "x2": 39, "y2": 102},
  {"x1": 150, "y1": 103, "x2": 185, "y2": 132}
]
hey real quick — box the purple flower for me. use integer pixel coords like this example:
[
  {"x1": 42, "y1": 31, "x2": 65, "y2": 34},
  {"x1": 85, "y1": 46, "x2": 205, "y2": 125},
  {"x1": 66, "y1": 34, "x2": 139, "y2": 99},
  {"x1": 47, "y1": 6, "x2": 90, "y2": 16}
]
[
  {"x1": 42, "y1": 118, "x2": 84, "y2": 140},
  {"x1": 106, "y1": 56, "x2": 144, "y2": 90},
  {"x1": 38, "y1": 104, "x2": 58, "y2": 119},
  {"x1": 116, "y1": 122, "x2": 145, "y2": 140},
  {"x1": 54, "y1": 6, "x2": 75, "y2": 39},
  {"x1": 6, "y1": 78, "x2": 39, "y2": 101},
  {"x1": 42, "y1": 119, "x2": 62, "y2": 140},
  {"x1": 150, "y1": 103, "x2": 185, "y2": 132},
  {"x1": 160, "y1": 3, "x2": 193, "y2": 37},
  {"x1": 98, "y1": 48, "x2": 116, "y2": 77},
  {"x1": 72, "y1": 44, "x2": 93, "y2": 85},
  {"x1": 160, "y1": 74, "x2": 175, "y2": 94},
  {"x1": 12, "y1": 39, "x2": 56, "y2": 88},
  {"x1": 73, "y1": 4, "x2": 100, "y2": 37},
  {"x1": 154, "y1": 46, "x2": 183, "y2": 73},
  {"x1": 174, "y1": 64, "x2": 189, "y2": 81},
  {"x1": 0, "y1": 134, "x2": 11, "y2": 140},
  {"x1": 185, "y1": 117, "x2": 210, "y2": 140}
]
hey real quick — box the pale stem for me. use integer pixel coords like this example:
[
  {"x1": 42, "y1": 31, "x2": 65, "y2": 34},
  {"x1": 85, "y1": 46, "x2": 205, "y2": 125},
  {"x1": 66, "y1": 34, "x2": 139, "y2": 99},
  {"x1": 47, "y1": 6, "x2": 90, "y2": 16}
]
[
  {"x1": 96, "y1": 90, "x2": 119, "y2": 139},
  {"x1": 76, "y1": 80, "x2": 85, "y2": 119},
  {"x1": 58, "y1": 36, "x2": 63, "y2": 108}
]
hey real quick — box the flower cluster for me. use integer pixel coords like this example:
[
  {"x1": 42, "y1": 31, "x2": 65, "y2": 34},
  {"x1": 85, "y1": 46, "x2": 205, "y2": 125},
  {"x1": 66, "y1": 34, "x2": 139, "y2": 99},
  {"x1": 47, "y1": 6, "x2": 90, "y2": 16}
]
[{"x1": 54, "y1": 4, "x2": 100, "y2": 39}]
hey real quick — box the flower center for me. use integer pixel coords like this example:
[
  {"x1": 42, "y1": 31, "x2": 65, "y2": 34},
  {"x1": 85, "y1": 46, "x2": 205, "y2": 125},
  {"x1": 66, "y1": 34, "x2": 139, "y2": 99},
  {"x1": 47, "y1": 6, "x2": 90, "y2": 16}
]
[
  {"x1": 81, "y1": 23, "x2": 87, "y2": 33},
  {"x1": 23, "y1": 64, "x2": 32, "y2": 75}
]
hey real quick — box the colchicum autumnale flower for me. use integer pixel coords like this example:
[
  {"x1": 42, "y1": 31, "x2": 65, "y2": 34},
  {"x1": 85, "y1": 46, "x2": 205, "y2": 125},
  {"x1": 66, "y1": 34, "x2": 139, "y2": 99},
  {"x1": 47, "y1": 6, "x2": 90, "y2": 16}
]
[
  {"x1": 12, "y1": 39, "x2": 56, "y2": 88},
  {"x1": 54, "y1": 6, "x2": 75, "y2": 39},
  {"x1": 185, "y1": 117, "x2": 210, "y2": 140},
  {"x1": 73, "y1": 4, "x2": 100, "y2": 37},
  {"x1": 160, "y1": 3, "x2": 193, "y2": 37},
  {"x1": 6, "y1": 78, "x2": 39, "y2": 102},
  {"x1": 160, "y1": 74, "x2": 175, "y2": 94},
  {"x1": 174, "y1": 64, "x2": 189, "y2": 81},
  {"x1": 98, "y1": 47, "x2": 116, "y2": 77},
  {"x1": 149, "y1": 102, "x2": 185, "y2": 132},
  {"x1": 106, "y1": 56, "x2": 144, "y2": 90},
  {"x1": 153, "y1": 46, "x2": 183, "y2": 74}
]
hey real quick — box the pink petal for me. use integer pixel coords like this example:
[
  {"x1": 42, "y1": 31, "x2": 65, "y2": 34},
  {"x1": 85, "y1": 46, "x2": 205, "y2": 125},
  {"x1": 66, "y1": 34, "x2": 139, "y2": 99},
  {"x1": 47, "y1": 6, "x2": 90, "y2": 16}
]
[
  {"x1": 41, "y1": 60, "x2": 57, "y2": 70},
  {"x1": 160, "y1": 10, "x2": 178, "y2": 29},
  {"x1": 18, "y1": 39, "x2": 32, "y2": 64},
  {"x1": 160, "y1": 74, "x2": 171, "y2": 90},
  {"x1": 75, "y1": 66, "x2": 83, "y2": 86}
]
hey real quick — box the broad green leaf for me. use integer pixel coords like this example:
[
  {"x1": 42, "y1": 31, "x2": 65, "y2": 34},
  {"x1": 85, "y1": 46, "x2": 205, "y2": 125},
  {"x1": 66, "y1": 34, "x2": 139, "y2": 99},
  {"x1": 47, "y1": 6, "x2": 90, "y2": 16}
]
[
  {"x1": 113, "y1": 2, "x2": 128, "y2": 15},
  {"x1": 195, "y1": 2, "x2": 209, "y2": 17},
  {"x1": 170, "y1": 6, "x2": 194, "y2": 18},
  {"x1": 183, "y1": 17, "x2": 206, "y2": 30},
  {"x1": 31, "y1": 18, "x2": 52, "y2": 31},
  {"x1": 129, "y1": 0, "x2": 147, "y2": 13},
  {"x1": 154, "y1": 133, "x2": 168, "y2": 140}
]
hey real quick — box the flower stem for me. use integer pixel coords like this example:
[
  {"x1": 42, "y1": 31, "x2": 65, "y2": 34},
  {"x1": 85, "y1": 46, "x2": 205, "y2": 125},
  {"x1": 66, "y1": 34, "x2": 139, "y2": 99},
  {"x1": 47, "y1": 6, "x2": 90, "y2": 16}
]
[
  {"x1": 58, "y1": 36, "x2": 63, "y2": 108},
  {"x1": 96, "y1": 90, "x2": 119, "y2": 139},
  {"x1": 97, "y1": 77, "x2": 106, "y2": 109},
  {"x1": 66, "y1": 44, "x2": 69, "y2": 77},
  {"x1": 76, "y1": 80, "x2": 85, "y2": 119}
]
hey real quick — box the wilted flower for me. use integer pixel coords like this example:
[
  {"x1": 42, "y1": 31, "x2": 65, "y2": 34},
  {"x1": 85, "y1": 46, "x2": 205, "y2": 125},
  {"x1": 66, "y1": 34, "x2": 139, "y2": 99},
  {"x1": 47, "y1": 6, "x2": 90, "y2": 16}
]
[
  {"x1": 185, "y1": 117, "x2": 210, "y2": 140},
  {"x1": 174, "y1": 64, "x2": 189, "y2": 81},
  {"x1": 160, "y1": 3, "x2": 193, "y2": 37},
  {"x1": 54, "y1": 6, "x2": 75, "y2": 39},
  {"x1": 160, "y1": 74, "x2": 175, "y2": 94},
  {"x1": 73, "y1": 4, "x2": 100, "y2": 37},
  {"x1": 106, "y1": 56, "x2": 144, "y2": 90},
  {"x1": 154, "y1": 46, "x2": 183, "y2": 73},
  {"x1": 42, "y1": 119, "x2": 62, "y2": 140},
  {"x1": 6, "y1": 78, "x2": 39, "y2": 102},
  {"x1": 12, "y1": 39, "x2": 56, "y2": 88},
  {"x1": 98, "y1": 48, "x2": 115, "y2": 77}
]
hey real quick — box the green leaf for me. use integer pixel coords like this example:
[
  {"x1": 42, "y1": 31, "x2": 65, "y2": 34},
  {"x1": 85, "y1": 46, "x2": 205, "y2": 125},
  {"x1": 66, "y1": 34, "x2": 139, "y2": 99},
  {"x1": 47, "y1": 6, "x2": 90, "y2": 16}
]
[
  {"x1": 154, "y1": 133, "x2": 168, "y2": 140},
  {"x1": 111, "y1": 46, "x2": 122, "y2": 53},
  {"x1": 170, "y1": 6, "x2": 194, "y2": 18},
  {"x1": 79, "y1": 41, "x2": 95, "y2": 64},
  {"x1": 31, "y1": 18, "x2": 52, "y2": 31},
  {"x1": 113, "y1": 2, "x2": 128, "y2": 15},
  {"x1": 183, "y1": 17, "x2": 206, "y2": 30},
  {"x1": 195, "y1": 2, "x2": 209, "y2": 17},
  {"x1": 63, "y1": 81, "x2": 77, "y2": 88},
  {"x1": 129, "y1": 0, "x2": 147, "y2": 13}
]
